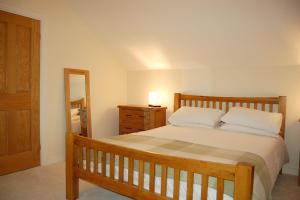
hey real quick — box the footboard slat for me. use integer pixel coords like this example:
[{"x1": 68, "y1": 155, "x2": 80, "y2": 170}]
[
  {"x1": 94, "y1": 149, "x2": 98, "y2": 174},
  {"x1": 119, "y1": 155, "x2": 124, "y2": 182},
  {"x1": 110, "y1": 153, "x2": 115, "y2": 179},
  {"x1": 173, "y1": 168, "x2": 180, "y2": 199},
  {"x1": 86, "y1": 147, "x2": 90, "y2": 172},
  {"x1": 128, "y1": 157, "x2": 133, "y2": 185},
  {"x1": 187, "y1": 171, "x2": 194, "y2": 200},
  {"x1": 149, "y1": 163, "x2": 155, "y2": 192},
  {"x1": 138, "y1": 160, "x2": 144, "y2": 190},
  {"x1": 78, "y1": 145, "x2": 83, "y2": 170},
  {"x1": 67, "y1": 134, "x2": 254, "y2": 200},
  {"x1": 101, "y1": 151, "x2": 106, "y2": 176},
  {"x1": 217, "y1": 177, "x2": 224, "y2": 200},
  {"x1": 201, "y1": 174, "x2": 208, "y2": 200},
  {"x1": 161, "y1": 165, "x2": 167, "y2": 197}
]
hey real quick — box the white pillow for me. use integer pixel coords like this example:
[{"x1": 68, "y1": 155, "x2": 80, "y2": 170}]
[
  {"x1": 221, "y1": 107, "x2": 282, "y2": 134},
  {"x1": 71, "y1": 108, "x2": 79, "y2": 117},
  {"x1": 219, "y1": 123, "x2": 279, "y2": 138},
  {"x1": 168, "y1": 106, "x2": 225, "y2": 128}
]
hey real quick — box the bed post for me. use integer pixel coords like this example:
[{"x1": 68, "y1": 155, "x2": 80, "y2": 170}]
[
  {"x1": 278, "y1": 96, "x2": 286, "y2": 139},
  {"x1": 174, "y1": 93, "x2": 181, "y2": 112},
  {"x1": 66, "y1": 132, "x2": 79, "y2": 200},
  {"x1": 234, "y1": 162, "x2": 254, "y2": 200}
]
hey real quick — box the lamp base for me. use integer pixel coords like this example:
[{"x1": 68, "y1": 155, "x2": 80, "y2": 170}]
[{"x1": 148, "y1": 104, "x2": 161, "y2": 107}]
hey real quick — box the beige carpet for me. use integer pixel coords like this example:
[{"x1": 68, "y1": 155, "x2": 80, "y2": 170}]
[{"x1": 0, "y1": 162, "x2": 299, "y2": 200}]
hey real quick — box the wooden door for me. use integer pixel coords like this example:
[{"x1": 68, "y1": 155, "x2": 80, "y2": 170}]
[{"x1": 0, "y1": 11, "x2": 40, "y2": 175}]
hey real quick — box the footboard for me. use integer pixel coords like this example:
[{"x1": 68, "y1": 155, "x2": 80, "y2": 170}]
[{"x1": 66, "y1": 133, "x2": 254, "y2": 200}]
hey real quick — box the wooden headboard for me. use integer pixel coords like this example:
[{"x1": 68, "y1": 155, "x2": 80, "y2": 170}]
[
  {"x1": 174, "y1": 93, "x2": 287, "y2": 139},
  {"x1": 70, "y1": 98, "x2": 85, "y2": 109}
]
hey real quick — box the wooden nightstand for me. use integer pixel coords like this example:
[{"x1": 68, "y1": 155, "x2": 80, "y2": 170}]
[{"x1": 118, "y1": 105, "x2": 167, "y2": 135}]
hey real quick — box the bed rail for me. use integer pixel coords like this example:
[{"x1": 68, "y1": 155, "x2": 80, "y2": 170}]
[{"x1": 66, "y1": 133, "x2": 254, "y2": 200}]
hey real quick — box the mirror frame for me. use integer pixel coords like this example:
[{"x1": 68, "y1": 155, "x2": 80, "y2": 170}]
[{"x1": 64, "y1": 68, "x2": 92, "y2": 137}]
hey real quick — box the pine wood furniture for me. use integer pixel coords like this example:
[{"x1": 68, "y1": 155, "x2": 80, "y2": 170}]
[
  {"x1": 0, "y1": 10, "x2": 40, "y2": 175},
  {"x1": 64, "y1": 68, "x2": 92, "y2": 138},
  {"x1": 66, "y1": 93, "x2": 286, "y2": 200},
  {"x1": 118, "y1": 105, "x2": 167, "y2": 135}
]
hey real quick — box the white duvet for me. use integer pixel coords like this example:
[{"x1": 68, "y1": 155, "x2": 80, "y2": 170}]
[{"x1": 84, "y1": 125, "x2": 288, "y2": 200}]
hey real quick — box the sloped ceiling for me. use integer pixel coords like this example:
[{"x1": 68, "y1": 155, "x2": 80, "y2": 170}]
[{"x1": 68, "y1": 0, "x2": 300, "y2": 70}]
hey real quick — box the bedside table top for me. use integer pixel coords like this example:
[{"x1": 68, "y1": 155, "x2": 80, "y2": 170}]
[{"x1": 118, "y1": 105, "x2": 167, "y2": 111}]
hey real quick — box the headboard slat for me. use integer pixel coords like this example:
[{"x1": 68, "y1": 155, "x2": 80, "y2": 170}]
[
  {"x1": 254, "y1": 103, "x2": 257, "y2": 109},
  {"x1": 226, "y1": 102, "x2": 229, "y2": 112},
  {"x1": 200, "y1": 101, "x2": 204, "y2": 108},
  {"x1": 269, "y1": 104, "x2": 273, "y2": 112},
  {"x1": 262, "y1": 103, "x2": 265, "y2": 111},
  {"x1": 173, "y1": 93, "x2": 286, "y2": 139}
]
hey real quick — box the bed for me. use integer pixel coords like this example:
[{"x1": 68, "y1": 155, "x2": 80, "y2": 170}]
[
  {"x1": 70, "y1": 98, "x2": 87, "y2": 135},
  {"x1": 66, "y1": 93, "x2": 288, "y2": 200}
]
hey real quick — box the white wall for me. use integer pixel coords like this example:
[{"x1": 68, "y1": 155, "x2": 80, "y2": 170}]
[
  {"x1": 0, "y1": 0, "x2": 127, "y2": 165},
  {"x1": 127, "y1": 68, "x2": 300, "y2": 175}
]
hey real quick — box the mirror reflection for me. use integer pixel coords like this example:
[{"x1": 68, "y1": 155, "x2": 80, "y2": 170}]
[{"x1": 69, "y1": 74, "x2": 87, "y2": 136}]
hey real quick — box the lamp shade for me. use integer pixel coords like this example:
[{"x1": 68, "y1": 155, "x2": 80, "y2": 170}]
[{"x1": 148, "y1": 91, "x2": 158, "y2": 106}]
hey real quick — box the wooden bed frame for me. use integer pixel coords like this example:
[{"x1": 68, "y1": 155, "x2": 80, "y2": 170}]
[{"x1": 66, "y1": 93, "x2": 286, "y2": 200}]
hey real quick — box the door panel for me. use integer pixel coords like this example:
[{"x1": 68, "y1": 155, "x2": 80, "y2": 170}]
[
  {"x1": 0, "y1": 21, "x2": 6, "y2": 92},
  {"x1": 16, "y1": 25, "x2": 31, "y2": 92},
  {"x1": 0, "y1": 10, "x2": 40, "y2": 175},
  {"x1": 0, "y1": 111, "x2": 7, "y2": 156},
  {"x1": 8, "y1": 110, "x2": 31, "y2": 154}
]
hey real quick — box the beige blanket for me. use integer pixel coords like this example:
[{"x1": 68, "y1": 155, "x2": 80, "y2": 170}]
[{"x1": 100, "y1": 134, "x2": 272, "y2": 199}]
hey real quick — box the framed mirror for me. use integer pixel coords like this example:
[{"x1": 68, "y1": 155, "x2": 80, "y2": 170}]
[{"x1": 64, "y1": 68, "x2": 92, "y2": 137}]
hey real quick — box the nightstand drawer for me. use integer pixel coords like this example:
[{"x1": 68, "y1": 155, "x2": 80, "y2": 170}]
[
  {"x1": 120, "y1": 126, "x2": 144, "y2": 134},
  {"x1": 120, "y1": 109, "x2": 145, "y2": 118},
  {"x1": 120, "y1": 115, "x2": 146, "y2": 124},
  {"x1": 120, "y1": 109, "x2": 150, "y2": 122},
  {"x1": 119, "y1": 120, "x2": 145, "y2": 129}
]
